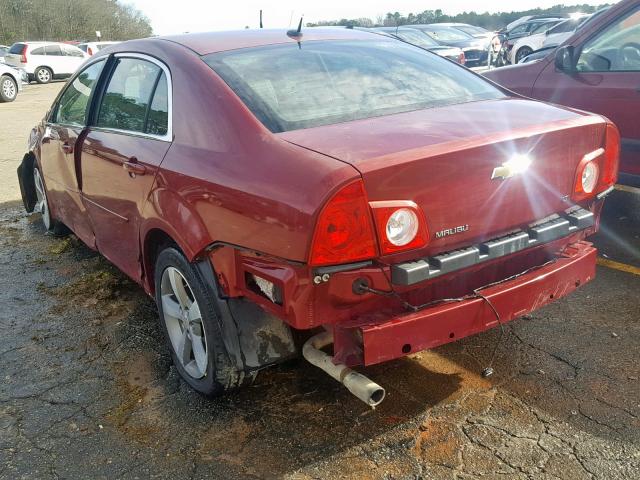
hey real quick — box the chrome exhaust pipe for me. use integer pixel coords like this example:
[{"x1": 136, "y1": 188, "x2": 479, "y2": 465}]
[{"x1": 302, "y1": 331, "x2": 386, "y2": 408}]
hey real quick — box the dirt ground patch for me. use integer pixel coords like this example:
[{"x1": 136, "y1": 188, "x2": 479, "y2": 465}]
[{"x1": 1, "y1": 82, "x2": 639, "y2": 480}]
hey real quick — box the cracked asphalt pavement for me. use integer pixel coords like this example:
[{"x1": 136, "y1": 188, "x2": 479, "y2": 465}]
[{"x1": 1, "y1": 83, "x2": 639, "y2": 480}]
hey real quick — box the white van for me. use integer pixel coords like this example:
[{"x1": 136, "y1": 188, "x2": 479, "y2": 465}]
[{"x1": 4, "y1": 42, "x2": 87, "y2": 84}]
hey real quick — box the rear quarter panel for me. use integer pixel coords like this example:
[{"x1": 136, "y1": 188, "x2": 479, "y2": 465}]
[{"x1": 108, "y1": 39, "x2": 359, "y2": 266}]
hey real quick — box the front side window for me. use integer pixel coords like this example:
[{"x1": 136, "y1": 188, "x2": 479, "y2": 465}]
[
  {"x1": 204, "y1": 40, "x2": 503, "y2": 133},
  {"x1": 55, "y1": 60, "x2": 105, "y2": 126},
  {"x1": 577, "y1": 7, "x2": 640, "y2": 72},
  {"x1": 509, "y1": 24, "x2": 529, "y2": 35},
  {"x1": 96, "y1": 57, "x2": 169, "y2": 135},
  {"x1": 532, "y1": 22, "x2": 555, "y2": 35},
  {"x1": 63, "y1": 45, "x2": 85, "y2": 57}
]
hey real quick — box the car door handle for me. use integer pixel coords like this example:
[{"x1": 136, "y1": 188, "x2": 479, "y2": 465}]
[
  {"x1": 122, "y1": 158, "x2": 146, "y2": 176},
  {"x1": 62, "y1": 142, "x2": 74, "y2": 154}
]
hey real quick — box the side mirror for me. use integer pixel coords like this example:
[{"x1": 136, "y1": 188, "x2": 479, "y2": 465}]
[{"x1": 555, "y1": 45, "x2": 576, "y2": 72}]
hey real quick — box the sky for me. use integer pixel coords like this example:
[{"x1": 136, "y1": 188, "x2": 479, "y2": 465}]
[{"x1": 125, "y1": 0, "x2": 608, "y2": 35}]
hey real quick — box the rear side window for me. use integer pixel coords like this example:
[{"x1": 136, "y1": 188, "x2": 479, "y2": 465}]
[
  {"x1": 9, "y1": 43, "x2": 25, "y2": 54},
  {"x1": 31, "y1": 47, "x2": 45, "y2": 55},
  {"x1": 45, "y1": 45, "x2": 63, "y2": 56},
  {"x1": 97, "y1": 58, "x2": 169, "y2": 135},
  {"x1": 146, "y1": 72, "x2": 169, "y2": 135},
  {"x1": 55, "y1": 60, "x2": 105, "y2": 125},
  {"x1": 204, "y1": 40, "x2": 504, "y2": 133}
]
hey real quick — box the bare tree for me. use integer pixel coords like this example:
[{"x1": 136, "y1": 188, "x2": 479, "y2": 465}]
[{"x1": 0, "y1": 0, "x2": 153, "y2": 45}]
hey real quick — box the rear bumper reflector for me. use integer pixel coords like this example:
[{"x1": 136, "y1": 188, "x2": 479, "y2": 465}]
[{"x1": 391, "y1": 207, "x2": 594, "y2": 285}]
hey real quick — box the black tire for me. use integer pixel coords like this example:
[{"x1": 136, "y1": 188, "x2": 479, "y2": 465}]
[
  {"x1": 32, "y1": 165, "x2": 69, "y2": 236},
  {"x1": 154, "y1": 247, "x2": 247, "y2": 397},
  {"x1": 516, "y1": 46, "x2": 533, "y2": 64},
  {"x1": 34, "y1": 67, "x2": 52, "y2": 84},
  {"x1": 0, "y1": 75, "x2": 18, "y2": 102}
]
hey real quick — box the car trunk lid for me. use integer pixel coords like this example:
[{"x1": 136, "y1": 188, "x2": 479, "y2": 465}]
[{"x1": 279, "y1": 98, "x2": 606, "y2": 260}]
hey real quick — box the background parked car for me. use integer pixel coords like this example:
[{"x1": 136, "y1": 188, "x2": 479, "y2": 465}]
[
  {"x1": 408, "y1": 24, "x2": 488, "y2": 67},
  {"x1": 372, "y1": 27, "x2": 466, "y2": 65},
  {"x1": 505, "y1": 13, "x2": 568, "y2": 32},
  {"x1": 509, "y1": 18, "x2": 578, "y2": 64},
  {"x1": 540, "y1": 14, "x2": 592, "y2": 48},
  {"x1": 484, "y1": 0, "x2": 640, "y2": 187},
  {"x1": 4, "y1": 41, "x2": 87, "y2": 84},
  {"x1": 515, "y1": 9, "x2": 613, "y2": 64},
  {"x1": 0, "y1": 45, "x2": 9, "y2": 63},
  {"x1": 503, "y1": 18, "x2": 563, "y2": 62},
  {"x1": 78, "y1": 41, "x2": 120, "y2": 56},
  {"x1": 0, "y1": 63, "x2": 25, "y2": 102}
]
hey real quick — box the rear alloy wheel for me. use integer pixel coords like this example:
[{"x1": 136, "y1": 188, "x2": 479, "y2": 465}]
[
  {"x1": 0, "y1": 75, "x2": 17, "y2": 102},
  {"x1": 33, "y1": 167, "x2": 52, "y2": 231},
  {"x1": 33, "y1": 166, "x2": 67, "y2": 235},
  {"x1": 161, "y1": 266, "x2": 209, "y2": 379},
  {"x1": 35, "y1": 67, "x2": 52, "y2": 84},
  {"x1": 516, "y1": 46, "x2": 533, "y2": 64},
  {"x1": 155, "y1": 247, "x2": 247, "y2": 396}
]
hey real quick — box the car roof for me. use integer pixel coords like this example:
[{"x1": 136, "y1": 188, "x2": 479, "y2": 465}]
[{"x1": 159, "y1": 28, "x2": 381, "y2": 55}]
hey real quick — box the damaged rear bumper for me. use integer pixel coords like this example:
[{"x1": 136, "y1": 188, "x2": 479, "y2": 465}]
[{"x1": 337, "y1": 241, "x2": 596, "y2": 366}]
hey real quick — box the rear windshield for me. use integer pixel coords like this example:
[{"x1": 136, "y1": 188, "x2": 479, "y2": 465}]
[
  {"x1": 393, "y1": 30, "x2": 440, "y2": 48},
  {"x1": 203, "y1": 40, "x2": 504, "y2": 133},
  {"x1": 423, "y1": 28, "x2": 471, "y2": 42},
  {"x1": 9, "y1": 43, "x2": 25, "y2": 54}
]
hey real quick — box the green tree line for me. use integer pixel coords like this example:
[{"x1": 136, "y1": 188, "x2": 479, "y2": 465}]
[
  {"x1": 308, "y1": 4, "x2": 611, "y2": 30},
  {"x1": 0, "y1": 0, "x2": 153, "y2": 45}
]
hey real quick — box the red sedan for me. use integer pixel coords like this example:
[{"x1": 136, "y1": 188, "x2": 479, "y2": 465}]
[{"x1": 17, "y1": 28, "x2": 619, "y2": 406}]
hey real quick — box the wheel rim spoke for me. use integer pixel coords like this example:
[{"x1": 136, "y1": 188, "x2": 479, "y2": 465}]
[
  {"x1": 168, "y1": 268, "x2": 192, "y2": 308},
  {"x1": 190, "y1": 328, "x2": 208, "y2": 375},
  {"x1": 177, "y1": 327, "x2": 192, "y2": 366},
  {"x1": 187, "y1": 301, "x2": 201, "y2": 323},
  {"x1": 161, "y1": 294, "x2": 182, "y2": 319}
]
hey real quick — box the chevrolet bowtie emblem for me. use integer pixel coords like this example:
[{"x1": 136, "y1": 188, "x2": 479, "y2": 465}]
[{"x1": 491, "y1": 155, "x2": 532, "y2": 180}]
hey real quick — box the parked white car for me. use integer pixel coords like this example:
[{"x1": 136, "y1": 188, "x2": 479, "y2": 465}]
[
  {"x1": 78, "y1": 41, "x2": 120, "y2": 56},
  {"x1": 509, "y1": 20, "x2": 565, "y2": 64},
  {"x1": 4, "y1": 42, "x2": 87, "y2": 84},
  {"x1": 0, "y1": 45, "x2": 9, "y2": 63},
  {"x1": 0, "y1": 63, "x2": 26, "y2": 102}
]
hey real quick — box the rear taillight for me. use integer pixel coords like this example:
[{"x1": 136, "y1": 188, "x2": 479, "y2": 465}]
[
  {"x1": 370, "y1": 201, "x2": 429, "y2": 255},
  {"x1": 572, "y1": 122, "x2": 620, "y2": 202},
  {"x1": 88, "y1": 47, "x2": 93, "y2": 56},
  {"x1": 601, "y1": 122, "x2": 620, "y2": 187},
  {"x1": 20, "y1": 44, "x2": 27, "y2": 63},
  {"x1": 309, "y1": 180, "x2": 377, "y2": 266},
  {"x1": 459, "y1": 52, "x2": 466, "y2": 65}
]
